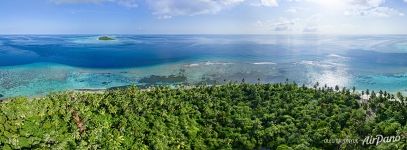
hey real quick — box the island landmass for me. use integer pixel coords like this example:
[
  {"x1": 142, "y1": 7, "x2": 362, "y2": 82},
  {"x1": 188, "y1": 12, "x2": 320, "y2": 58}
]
[{"x1": 98, "y1": 36, "x2": 115, "y2": 41}]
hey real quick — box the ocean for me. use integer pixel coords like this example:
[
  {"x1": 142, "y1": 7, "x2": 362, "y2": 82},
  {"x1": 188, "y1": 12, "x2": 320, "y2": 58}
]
[{"x1": 1, "y1": 34, "x2": 407, "y2": 98}]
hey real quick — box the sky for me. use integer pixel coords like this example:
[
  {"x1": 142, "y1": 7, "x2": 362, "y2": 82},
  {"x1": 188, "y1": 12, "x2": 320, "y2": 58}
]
[{"x1": 1, "y1": 0, "x2": 407, "y2": 34}]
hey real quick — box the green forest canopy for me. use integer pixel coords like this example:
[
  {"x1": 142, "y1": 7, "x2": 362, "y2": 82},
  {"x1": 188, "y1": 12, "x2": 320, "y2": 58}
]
[{"x1": 0, "y1": 83, "x2": 406, "y2": 149}]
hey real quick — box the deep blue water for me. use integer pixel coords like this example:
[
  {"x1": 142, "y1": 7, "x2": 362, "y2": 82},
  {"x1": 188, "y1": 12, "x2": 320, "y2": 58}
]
[{"x1": 1, "y1": 35, "x2": 407, "y2": 98}]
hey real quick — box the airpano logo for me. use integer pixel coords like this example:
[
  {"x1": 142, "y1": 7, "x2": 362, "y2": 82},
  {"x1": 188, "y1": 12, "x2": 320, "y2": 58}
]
[
  {"x1": 362, "y1": 135, "x2": 403, "y2": 146},
  {"x1": 323, "y1": 134, "x2": 406, "y2": 146}
]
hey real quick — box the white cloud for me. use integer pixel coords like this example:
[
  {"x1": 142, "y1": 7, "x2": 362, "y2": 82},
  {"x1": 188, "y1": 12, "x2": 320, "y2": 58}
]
[
  {"x1": 146, "y1": 0, "x2": 245, "y2": 18},
  {"x1": 251, "y1": 0, "x2": 279, "y2": 7},
  {"x1": 50, "y1": 0, "x2": 138, "y2": 8},
  {"x1": 51, "y1": 0, "x2": 403, "y2": 19},
  {"x1": 52, "y1": 0, "x2": 280, "y2": 18},
  {"x1": 345, "y1": 6, "x2": 404, "y2": 17},
  {"x1": 259, "y1": 0, "x2": 278, "y2": 7},
  {"x1": 303, "y1": 26, "x2": 318, "y2": 32},
  {"x1": 256, "y1": 15, "x2": 321, "y2": 33},
  {"x1": 271, "y1": 19, "x2": 297, "y2": 31},
  {"x1": 286, "y1": 8, "x2": 298, "y2": 13},
  {"x1": 256, "y1": 18, "x2": 297, "y2": 31},
  {"x1": 116, "y1": 0, "x2": 138, "y2": 7},
  {"x1": 299, "y1": 0, "x2": 384, "y2": 7},
  {"x1": 299, "y1": 0, "x2": 403, "y2": 17},
  {"x1": 51, "y1": 0, "x2": 103, "y2": 3},
  {"x1": 343, "y1": 0, "x2": 404, "y2": 17},
  {"x1": 348, "y1": 0, "x2": 385, "y2": 7}
]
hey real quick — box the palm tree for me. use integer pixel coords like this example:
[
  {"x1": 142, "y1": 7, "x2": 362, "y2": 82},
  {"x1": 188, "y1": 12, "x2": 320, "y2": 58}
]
[
  {"x1": 396, "y1": 92, "x2": 403, "y2": 100},
  {"x1": 314, "y1": 82, "x2": 319, "y2": 89}
]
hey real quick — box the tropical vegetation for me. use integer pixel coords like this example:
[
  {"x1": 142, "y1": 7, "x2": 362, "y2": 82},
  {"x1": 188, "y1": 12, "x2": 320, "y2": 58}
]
[{"x1": 0, "y1": 83, "x2": 406, "y2": 149}]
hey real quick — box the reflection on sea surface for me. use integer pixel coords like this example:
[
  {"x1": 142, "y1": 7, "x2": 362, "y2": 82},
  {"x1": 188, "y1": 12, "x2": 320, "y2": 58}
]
[{"x1": 1, "y1": 35, "x2": 407, "y2": 98}]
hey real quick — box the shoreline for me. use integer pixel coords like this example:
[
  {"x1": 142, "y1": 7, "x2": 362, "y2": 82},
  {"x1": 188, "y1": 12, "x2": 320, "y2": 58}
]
[{"x1": 1, "y1": 83, "x2": 403, "y2": 103}]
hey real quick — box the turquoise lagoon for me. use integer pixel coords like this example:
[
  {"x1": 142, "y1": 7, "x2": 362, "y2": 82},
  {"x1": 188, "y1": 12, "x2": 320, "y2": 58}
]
[{"x1": 1, "y1": 35, "x2": 407, "y2": 98}]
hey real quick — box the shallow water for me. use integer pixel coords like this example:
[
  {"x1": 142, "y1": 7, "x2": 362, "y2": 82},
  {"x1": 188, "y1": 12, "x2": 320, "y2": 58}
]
[{"x1": 1, "y1": 35, "x2": 407, "y2": 98}]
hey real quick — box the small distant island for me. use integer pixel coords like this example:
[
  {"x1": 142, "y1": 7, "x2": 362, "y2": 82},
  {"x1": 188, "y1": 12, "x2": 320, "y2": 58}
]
[{"x1": 98, "y1": 36, "x2": 115, "y2": 41}]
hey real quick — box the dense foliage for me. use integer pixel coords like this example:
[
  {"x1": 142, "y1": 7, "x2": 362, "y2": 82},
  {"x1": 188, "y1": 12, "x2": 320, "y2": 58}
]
[{"x1": 0, "y1": 83, "x2": 406, "y2": 149}]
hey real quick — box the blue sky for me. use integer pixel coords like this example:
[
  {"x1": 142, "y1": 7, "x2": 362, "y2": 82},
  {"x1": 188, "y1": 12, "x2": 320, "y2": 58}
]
[{"x1": 1, "y1": 0, "x2": 407, "y2": 34}]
